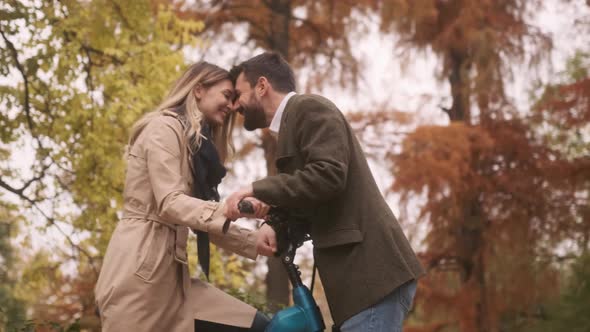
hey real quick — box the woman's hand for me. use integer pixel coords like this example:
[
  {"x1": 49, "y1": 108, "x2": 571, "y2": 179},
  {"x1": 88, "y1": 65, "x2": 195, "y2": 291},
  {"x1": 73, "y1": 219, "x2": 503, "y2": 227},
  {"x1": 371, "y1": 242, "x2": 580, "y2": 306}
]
[{"x1": 256, "y1": 223, "x2": 277, "y2": 257}]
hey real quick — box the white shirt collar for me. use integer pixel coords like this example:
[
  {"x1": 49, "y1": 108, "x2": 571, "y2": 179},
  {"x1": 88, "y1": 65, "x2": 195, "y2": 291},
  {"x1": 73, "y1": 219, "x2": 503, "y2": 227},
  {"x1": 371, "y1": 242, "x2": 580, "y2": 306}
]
[{"x1": 269, "y1": 92, "x2": 296, "y2": 134}]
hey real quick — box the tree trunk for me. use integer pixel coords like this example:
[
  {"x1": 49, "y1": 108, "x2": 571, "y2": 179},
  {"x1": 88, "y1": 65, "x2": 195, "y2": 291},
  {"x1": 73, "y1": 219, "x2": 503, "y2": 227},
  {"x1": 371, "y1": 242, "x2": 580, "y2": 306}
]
[
  {"x1": 262, "y1": 0, "x2": 292, "y2": 311},
  {"x1": 461, "y1": 199, "x2": 490, "y2": 332},
  {"x1": 267, "y1": 0, "x2": 291, "y2": 59},
  {"x1": 447, "y1": 51, "x2": 470, "y2": 123},
  {"x1": 261, "y1": 129, "x2": 290, "y2": 310},
  {"x1": 446, "y1": 52, "x2": 491, "y2": 329},
  {"x1": 475, "y1": 245, "x2": 491, "y2": 332}
]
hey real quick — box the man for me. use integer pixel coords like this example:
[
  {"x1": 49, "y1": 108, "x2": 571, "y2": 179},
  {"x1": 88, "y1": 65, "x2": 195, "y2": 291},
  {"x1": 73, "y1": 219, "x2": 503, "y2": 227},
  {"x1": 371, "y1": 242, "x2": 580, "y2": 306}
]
[{"x1": 226, "y1": 52, "x2": 425, "y2": 331}]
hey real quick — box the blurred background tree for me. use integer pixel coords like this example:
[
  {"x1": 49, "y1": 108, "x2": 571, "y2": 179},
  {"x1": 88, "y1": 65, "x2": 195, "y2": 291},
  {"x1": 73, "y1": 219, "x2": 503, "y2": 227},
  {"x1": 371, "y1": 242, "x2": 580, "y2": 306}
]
[
  {"x1": 1, "y1": 0, "x2": 588, "y2": 331},
  {"x1": 1, "y1": 0, "x2": 202, "y2": 328},
  {"x1": 0, "y1": 204, "x2": 27, "y2": 331},
  {"x1": 386, "y1": 1, "x2": 590, "y2": 331}
]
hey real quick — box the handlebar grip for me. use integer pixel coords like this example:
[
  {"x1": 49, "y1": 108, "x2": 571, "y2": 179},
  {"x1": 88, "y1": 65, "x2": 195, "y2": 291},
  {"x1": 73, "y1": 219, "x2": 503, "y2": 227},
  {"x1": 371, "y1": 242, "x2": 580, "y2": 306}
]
[{"x1": 238, "y1": 199, "x2": 255, "y2": 214}]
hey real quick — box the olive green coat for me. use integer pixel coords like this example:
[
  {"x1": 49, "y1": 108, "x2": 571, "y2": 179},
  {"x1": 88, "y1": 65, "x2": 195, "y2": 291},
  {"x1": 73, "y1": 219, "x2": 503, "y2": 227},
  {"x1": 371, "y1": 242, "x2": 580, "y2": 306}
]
[{"x1": 253, "y1": 94, "x2": 426, "y2": 326}]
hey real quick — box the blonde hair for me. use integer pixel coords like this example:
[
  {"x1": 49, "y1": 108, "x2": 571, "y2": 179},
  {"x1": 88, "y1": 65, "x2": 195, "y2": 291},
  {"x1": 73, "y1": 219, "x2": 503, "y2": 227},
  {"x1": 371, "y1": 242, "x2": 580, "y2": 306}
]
[{"x1": 128, "y1": 62, "x2": 236, "y2": 162}]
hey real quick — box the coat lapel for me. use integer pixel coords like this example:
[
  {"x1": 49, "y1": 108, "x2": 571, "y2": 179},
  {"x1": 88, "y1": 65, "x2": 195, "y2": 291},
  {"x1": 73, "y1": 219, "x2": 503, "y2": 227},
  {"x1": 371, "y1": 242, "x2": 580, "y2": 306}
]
[{"x1": 276, "y1": 95, "x2": 298, "y2": 160}]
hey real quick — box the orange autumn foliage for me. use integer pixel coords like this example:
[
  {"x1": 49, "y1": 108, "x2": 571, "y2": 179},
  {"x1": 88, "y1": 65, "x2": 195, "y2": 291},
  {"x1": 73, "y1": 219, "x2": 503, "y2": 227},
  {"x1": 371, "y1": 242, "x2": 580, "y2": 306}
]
[
  {"x1": 381, "y1": 1, "x2": 587, "y2": 331},
  {"x1": 378, "y1": 0, "x2": 551, "y2": 123},
  {"x1": 393, "y1": 119, "x2": 586, "y2": 331},
  {"x1": 167, "y1": 0, "x2": 372, "y2": 89}
]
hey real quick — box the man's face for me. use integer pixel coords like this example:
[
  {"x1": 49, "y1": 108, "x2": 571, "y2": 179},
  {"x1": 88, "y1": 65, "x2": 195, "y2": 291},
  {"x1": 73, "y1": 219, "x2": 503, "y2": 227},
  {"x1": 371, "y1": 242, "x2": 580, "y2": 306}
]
[{"x1": 234, "y1": 73, "x2": 267, "y2": 131}]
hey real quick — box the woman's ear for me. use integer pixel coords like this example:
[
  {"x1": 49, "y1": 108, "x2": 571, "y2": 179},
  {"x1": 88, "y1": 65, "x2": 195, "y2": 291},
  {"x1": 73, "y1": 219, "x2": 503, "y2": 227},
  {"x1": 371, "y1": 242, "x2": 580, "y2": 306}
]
[{"x1": 193, "y1": 84, "x2": 203, "y2": 101}]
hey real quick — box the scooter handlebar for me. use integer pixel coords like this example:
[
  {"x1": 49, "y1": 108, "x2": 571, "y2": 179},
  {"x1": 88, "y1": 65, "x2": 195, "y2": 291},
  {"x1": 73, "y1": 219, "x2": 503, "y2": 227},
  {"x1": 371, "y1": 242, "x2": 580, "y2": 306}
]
[{"x1": 237, "y1": 199, "x2": 255, "y2": 214}]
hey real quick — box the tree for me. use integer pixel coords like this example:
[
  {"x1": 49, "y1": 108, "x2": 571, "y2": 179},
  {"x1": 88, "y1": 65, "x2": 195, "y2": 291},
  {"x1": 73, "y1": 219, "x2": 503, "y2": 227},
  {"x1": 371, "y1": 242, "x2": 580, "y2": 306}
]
[
  {"x1": 393, "y1": 120, "x2": 581, "y2": 331},
  {"x1": 171, "y1": 0, "x2": 365, "y2": 88},
  {"x1": 13, "y1": 253, "x2": 100, "y2": 331},
  {"x1": 378, "y1": 0, "x2": 551, "y2": 123},
  {"x1": 1, "y1": 0, "x2": 203, "y2": 326},
  {"x1": 531, "y1": 50, "x2": 590, "y2": 257},
  {"x1": 380, "y1": 1, "x2": 588, "y2": 331},
  {"x1": 0, "y1": 204, "x2": 27, "y2": 331},
  {"x1": 523, "y1": 253, "x2": 590, "y2": 332}
]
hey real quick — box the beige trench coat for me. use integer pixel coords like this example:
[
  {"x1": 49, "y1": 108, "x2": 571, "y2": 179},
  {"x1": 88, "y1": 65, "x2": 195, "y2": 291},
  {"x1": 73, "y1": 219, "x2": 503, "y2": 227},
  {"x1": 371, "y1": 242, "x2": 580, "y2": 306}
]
[{"x1": 95, "y1": 111, "x2": 258, "y2": 331}]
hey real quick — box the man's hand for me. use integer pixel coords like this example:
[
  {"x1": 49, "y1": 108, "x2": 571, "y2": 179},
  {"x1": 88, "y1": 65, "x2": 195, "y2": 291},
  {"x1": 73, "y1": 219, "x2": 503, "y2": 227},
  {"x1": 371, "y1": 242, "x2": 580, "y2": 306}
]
[
  {"x1": 224, "y1": 185, "x2": 269, "y2": 220},
  {"x1": 256, "y1": 223, "x2": 277, "y2": 257}
]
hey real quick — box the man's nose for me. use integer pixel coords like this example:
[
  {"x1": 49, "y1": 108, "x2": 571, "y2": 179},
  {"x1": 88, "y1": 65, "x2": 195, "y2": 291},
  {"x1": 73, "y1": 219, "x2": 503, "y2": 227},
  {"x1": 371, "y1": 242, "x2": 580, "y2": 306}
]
[{"x1": 230, "y1": 102, "x2": 243, "y2": 113}]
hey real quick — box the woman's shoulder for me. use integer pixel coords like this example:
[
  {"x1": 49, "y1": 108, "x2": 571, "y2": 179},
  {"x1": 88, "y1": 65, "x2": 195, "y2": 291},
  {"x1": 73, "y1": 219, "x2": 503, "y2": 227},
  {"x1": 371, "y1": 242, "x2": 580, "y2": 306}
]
[{"x1": 145, "y1": 110, "x2": 184, "y2": 133}]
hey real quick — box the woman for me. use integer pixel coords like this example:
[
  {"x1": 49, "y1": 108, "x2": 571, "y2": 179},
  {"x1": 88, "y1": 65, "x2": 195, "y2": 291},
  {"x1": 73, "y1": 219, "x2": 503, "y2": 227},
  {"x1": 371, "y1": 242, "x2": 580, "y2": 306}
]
[{"x1": 95, "y1": 62, "x2": 268, "y2": 331}]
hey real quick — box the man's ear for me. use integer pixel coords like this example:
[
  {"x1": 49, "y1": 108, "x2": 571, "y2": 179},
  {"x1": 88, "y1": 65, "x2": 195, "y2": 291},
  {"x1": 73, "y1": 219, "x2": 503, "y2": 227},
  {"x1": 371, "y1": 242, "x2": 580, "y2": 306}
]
[{"x1": 257, "y1": 77, "x2": 269, "y2": 97}]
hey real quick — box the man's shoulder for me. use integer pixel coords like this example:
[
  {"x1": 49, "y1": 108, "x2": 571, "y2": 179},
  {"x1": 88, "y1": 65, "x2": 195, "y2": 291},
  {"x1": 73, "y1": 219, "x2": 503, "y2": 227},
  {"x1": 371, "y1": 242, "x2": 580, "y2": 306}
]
[
  {"x1": 291, "y1": 94, "x2": 337, "y2": 109},
  {"x1": 287, "y1": 94, "x2": 342, "y2": 121}
]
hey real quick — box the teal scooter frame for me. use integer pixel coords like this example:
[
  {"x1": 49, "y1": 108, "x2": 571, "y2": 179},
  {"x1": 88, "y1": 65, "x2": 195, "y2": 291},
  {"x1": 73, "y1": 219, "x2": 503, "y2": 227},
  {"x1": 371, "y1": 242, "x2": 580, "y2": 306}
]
[{"x1": 238, "y1": 201, "x2": 325, "y2": 332}]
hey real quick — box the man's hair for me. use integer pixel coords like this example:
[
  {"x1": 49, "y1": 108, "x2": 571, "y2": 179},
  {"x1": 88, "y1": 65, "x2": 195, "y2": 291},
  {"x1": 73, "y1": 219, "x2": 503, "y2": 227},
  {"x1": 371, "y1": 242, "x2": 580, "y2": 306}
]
[{"x1": 230, "y1": 52, "x2": 296, "y2": 93}]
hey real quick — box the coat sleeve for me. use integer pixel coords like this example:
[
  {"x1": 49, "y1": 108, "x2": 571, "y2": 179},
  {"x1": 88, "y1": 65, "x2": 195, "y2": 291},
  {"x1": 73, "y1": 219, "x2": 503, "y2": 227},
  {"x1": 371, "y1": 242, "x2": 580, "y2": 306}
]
[
  {"x1": 252, "y1": 99, "x2": 350, "y2": 208},
  {"x1": 209, "y1": 217, "x2": 258, "y2": 260},
  {"x1": 144, "y1": 117, "x2": 226, "y2": 234}
]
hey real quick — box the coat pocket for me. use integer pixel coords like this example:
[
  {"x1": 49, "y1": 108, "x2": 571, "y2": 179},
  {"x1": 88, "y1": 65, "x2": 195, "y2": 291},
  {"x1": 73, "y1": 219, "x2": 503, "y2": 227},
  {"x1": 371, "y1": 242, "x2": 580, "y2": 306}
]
[
  {"x1": 312, "y1": 229, "x2": 363, "y2": 249},
  {"x1": 95, "y1": 284, "x2": 117, "y2": 317},
  {"x1": 135, "y1": 223, "x2": 168, "y2": 282},
  {"x1": 127, "y1": 144, "x2": 145, "y2": 159}
]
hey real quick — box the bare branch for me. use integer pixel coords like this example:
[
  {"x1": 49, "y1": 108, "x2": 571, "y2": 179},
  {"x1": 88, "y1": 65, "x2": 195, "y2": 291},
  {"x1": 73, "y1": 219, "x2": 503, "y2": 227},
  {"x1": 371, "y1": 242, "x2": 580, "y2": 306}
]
[
  {"x1": 0, "y1": 162, "x2": 47, "y2": 198},
  {"x1": 0, "y1": 28, "x2": 34, "y2": 133},
  {"x1": 0, "y1": 175, "x2": 99, "y2": 276}
]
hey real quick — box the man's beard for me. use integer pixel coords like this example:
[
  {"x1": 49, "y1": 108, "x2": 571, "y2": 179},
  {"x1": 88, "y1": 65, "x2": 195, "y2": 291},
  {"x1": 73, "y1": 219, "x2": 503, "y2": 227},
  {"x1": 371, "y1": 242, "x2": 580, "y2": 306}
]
[{"x1": 242, "y1": 96, "x2": 267, "y2": 131}]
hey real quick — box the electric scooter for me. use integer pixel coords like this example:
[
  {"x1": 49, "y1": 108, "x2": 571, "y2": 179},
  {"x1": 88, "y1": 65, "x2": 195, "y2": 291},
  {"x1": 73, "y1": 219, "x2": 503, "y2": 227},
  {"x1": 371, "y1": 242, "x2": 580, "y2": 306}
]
[{"x1": 238, "y1": 200, "x2": 325, "y2": 332}]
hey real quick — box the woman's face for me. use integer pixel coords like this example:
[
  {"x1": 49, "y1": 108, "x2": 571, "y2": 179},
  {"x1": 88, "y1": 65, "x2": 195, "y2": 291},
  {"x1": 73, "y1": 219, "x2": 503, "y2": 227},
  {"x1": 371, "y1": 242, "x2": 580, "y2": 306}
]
[{"x1": 195, "y1": 79, "x2": 234, "y2": 126}]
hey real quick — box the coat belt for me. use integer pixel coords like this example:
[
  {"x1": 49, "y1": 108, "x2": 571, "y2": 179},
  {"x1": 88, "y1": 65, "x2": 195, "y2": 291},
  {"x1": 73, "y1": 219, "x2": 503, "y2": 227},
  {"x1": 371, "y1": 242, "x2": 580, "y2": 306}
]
[{"x1": 121, "y1": 211, "x2": 189, "y2": 266}]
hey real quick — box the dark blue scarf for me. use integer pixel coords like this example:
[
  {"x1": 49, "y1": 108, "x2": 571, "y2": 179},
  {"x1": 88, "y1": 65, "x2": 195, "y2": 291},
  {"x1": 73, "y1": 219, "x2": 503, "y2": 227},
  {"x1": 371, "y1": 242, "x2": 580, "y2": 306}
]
[
  {"x1": 175, "y1": 105, "x2": 226, "y2": 279},
  {"x1": 190, "y1": 123, "x2": 226, "y2": 202}
]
